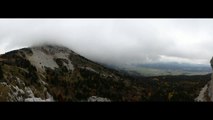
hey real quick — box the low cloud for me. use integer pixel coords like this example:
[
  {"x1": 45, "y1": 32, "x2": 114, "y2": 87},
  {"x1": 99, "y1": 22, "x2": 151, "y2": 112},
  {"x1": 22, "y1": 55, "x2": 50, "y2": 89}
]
[{"x1": 0, "y1": 19, "x2": 212, "y2": 66}]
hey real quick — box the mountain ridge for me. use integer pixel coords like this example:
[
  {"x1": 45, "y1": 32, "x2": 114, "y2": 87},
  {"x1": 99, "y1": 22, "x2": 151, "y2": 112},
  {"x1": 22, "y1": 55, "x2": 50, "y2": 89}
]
[
  {"x1": 0, "y1": 44, "x2": 144, "y2": 101},
  {"x1": 0, "y1": 44, "x2": 210, "y2": 102}
]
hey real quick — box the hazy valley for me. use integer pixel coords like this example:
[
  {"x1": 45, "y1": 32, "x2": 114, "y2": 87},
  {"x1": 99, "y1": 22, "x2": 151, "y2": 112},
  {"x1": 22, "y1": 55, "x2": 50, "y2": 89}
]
[{"x1": 109, "y1": 62, "x2": 211, "y2": 76}]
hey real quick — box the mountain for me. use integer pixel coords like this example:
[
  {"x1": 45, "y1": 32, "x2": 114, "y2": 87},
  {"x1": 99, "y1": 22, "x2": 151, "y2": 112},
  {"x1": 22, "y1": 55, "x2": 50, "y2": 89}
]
[
  {"x1": 0, "y1": 45, "x2": 147, "y2": 102},
  {"x1": 0, "y1": 44, "x2": 209, "y2": 102}
]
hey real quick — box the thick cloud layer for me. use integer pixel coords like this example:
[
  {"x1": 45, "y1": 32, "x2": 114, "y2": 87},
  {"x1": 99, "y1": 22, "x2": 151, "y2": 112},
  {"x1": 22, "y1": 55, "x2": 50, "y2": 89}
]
[{"x1": 0, "y1": 19, "x2": 212, "y2": 65}]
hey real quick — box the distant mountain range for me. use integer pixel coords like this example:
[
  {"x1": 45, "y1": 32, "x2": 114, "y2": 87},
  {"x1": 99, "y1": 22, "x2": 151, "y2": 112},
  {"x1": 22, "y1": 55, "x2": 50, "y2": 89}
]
[{"x1": 107, "y1": 62, "x2": 212, "y2": 76}]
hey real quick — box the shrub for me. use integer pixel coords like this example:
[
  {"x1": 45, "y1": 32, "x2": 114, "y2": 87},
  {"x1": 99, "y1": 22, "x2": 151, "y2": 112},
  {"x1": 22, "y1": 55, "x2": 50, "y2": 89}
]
[{"x1": 0, "y1": 65, "x2": 3, "y2": 79}]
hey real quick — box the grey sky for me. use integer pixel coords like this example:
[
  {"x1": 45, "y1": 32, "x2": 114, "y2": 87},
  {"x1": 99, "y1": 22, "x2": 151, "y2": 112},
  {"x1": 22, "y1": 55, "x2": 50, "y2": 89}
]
[{"x1": 0, "y1": 19, "x2": 213, "y2": 65}]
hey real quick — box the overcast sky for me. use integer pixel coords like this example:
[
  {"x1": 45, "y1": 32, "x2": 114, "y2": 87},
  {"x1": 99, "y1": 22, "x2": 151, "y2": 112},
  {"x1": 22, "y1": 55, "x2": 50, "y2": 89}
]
[{"x1": 0, "y1": 19, "x2": 213, "y2": 66}]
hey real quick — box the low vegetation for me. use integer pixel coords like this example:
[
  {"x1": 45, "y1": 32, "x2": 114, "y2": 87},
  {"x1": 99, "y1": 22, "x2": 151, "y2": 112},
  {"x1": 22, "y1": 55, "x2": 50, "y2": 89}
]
[{"x1": 0, "y1": 45, "x2": 210, "y2": 101}]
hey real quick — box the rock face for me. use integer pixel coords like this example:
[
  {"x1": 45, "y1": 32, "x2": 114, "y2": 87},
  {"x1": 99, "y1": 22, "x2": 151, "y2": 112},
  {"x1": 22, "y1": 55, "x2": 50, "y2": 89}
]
[
  {"x1": 207, "y1": 57, "x2": 213, "y2": 101},
  {"x1": 195, "y1": 57, "x2": 213, "y2": 102},
  {"x1": 87, "y1": 96, "x2": 111, "y2": 102}
]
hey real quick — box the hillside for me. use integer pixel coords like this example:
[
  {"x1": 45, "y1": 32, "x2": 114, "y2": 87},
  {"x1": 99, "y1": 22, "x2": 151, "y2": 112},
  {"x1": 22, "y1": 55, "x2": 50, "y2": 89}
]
[
  {"x1": 0, "y1": 45, "x2": 210, "y2": 102},
  {"x1": 0, "y1": 45, "x2": 149, "y2": 101}
]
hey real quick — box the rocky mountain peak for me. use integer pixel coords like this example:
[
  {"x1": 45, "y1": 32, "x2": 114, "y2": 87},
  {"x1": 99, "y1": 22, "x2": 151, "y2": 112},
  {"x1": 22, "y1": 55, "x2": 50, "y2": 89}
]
[
  {"x1": 0, "y1": 44, "x2": 132, "y2": 102},
  {"x1": 31, "y1": 44, "x2": 75, "y2": 55}
]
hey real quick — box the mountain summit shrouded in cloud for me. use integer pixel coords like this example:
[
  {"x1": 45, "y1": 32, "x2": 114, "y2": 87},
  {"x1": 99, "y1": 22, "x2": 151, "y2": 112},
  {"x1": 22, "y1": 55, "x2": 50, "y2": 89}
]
[
  {"x1": 0, "y1": 44, "x2": 209, "y2": 101},
  {"x1": 0, "y1": 19, "x2": 213, "y2": 66}
]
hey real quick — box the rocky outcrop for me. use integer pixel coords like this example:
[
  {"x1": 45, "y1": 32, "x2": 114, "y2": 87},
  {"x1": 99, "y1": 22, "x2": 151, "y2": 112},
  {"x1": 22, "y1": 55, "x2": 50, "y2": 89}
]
[
  {"x1": 87, "y1": 96, "x2": 111, "y2": 102},
  {"x1": 207, "y1": 57, "x2": 213, "y2": 101},
  {"x1": 195, "y1": 57, "x2": 213, "y2": 102}
]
